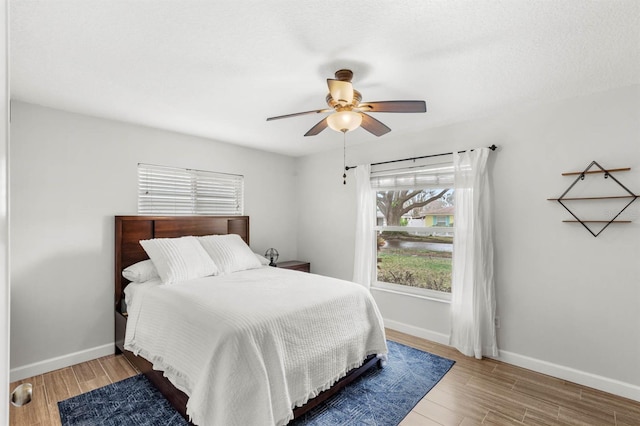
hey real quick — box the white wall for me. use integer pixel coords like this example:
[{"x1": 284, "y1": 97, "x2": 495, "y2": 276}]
[
  {"x1": 8, "y1": 85, "x2": 640, "y2": 402},
  {"x1": 9, "y1": 101, "x2": 298, "y2": 379},
  {"x1": 296, "y1": 85, "x2": 640, "y2": 400},
  {"x1": 1, "y1": 0, "x2": 9, "y2": 421}
]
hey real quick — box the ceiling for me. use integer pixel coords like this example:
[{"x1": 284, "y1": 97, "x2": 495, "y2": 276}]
[{"x1": 10, "y1": 0, "x2": 640, "y2": 157}]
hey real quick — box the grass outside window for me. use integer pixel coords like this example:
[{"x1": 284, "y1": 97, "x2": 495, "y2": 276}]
[{"x1": 377, "y1": 232, "x2": 452, "y2": 293}]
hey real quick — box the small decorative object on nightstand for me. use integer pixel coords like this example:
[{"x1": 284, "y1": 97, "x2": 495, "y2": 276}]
[
  {"x1": 277, "y1": 261, "x2": 311, "y2": 273},
  {"x1": 265, "y1": 248, "x2": 279, "y2": 266}
]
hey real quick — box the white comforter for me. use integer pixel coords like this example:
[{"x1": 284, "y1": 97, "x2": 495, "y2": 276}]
[{"x1": 124, "y1": 267, "x2": 387, "y2": 426}]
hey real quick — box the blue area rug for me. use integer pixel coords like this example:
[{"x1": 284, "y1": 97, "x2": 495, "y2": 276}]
[
  {"x1": 291, "y1": 340, "x2": 455, "y2": 425},
  {"x1": 59, "y1": 340, "x2": 454, "y2": 426},
  {"x1": 58, "y1": 374, "x2": 189, "y2": 426}
]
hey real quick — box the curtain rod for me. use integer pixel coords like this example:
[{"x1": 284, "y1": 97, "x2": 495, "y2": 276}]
[{"x1": 344, "y1": 144, "x2": 497, "y2": 171}]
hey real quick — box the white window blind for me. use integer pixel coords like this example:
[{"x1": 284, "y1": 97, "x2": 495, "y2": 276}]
[
  {"x1": 370, "y1": 161, "x2": 454, "y2": 191},
  {"x1": 138, "y1": 163, "x2": 244, "y2": 215}
]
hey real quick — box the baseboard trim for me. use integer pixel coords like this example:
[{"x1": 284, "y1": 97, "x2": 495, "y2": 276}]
[
  {"x1": 495, "y1": 349, "x2": 640, "y2": 403},
  {"x1": 383, "y1": 319, "x2": 640, "y2": 403},
  {"x1": 10, "y1": 343, "x2": 114, "y2": 383},
  {"x1": 10, "y1": 326, "x2": 640, "y2": 403},
  {"x1": 383, "y1": 319, "x2": 450, "y2": 346}
]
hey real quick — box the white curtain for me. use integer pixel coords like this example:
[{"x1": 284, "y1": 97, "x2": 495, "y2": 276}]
[
  {"x1": 353, "y1": 164, "x2": 376, "y2": 289},
  {"x1": 449, "y1": 148, "x2": 498, "y2": 359}
]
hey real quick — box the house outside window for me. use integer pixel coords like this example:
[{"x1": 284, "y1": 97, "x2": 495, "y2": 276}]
[
  {"x1": 371, "y1": 161, "x2": 454, "y2": 300},
  {"x1": 425, "y1": 206, "x2": 454, "y2": 228}
]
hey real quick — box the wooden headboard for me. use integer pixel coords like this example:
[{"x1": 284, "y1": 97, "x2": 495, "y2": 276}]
[{"x1": 114, "y1": 215, "x2": 250, "y2": 310}]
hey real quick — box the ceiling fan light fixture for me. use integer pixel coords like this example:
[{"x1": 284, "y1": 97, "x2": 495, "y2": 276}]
[
  {"x1": 266, "y1": 69, "x2": 427, "y2": 137},
  {"x1": 327, "y1": 111, "x2": 362, "y2": 133},
  {"x1": 327, "y1": 79, "x2": 354, "y2": 105}
]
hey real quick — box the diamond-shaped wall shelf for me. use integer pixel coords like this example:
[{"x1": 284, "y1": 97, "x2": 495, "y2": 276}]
[{"x1": 548, "y1": 161, "x2": 638, "y2": 237}]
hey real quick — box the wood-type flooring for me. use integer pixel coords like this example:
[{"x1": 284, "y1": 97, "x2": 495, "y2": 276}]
[{"x1": 9, "y1": 329, "x2": 640, "y2": 425}]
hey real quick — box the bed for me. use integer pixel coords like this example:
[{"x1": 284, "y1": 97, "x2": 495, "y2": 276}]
[{"x1": 114, "y1": 215, "x2": 387, "y2": 425}]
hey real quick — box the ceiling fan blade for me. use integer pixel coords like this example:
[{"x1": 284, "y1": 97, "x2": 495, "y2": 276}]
[
  {"x1": 360, "y1": 113, "x2": 391, "y2": 137},
  {"x1": 304, "y1": 118, "x2": 328, "y2": 136},
  {"x1": 327, "y1": 79, "x2": 353, "y2": 104},
  {"x1": 266, "y1": 109, "x2": 330, "y2": 121},
  {"x1": 358, "y1": 100, "x2": 426, "y2": 113}
]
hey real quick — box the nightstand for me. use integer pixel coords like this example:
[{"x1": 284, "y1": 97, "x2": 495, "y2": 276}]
[{"x1": 276, "y1": 260, "x2": 311, "y2": 273}]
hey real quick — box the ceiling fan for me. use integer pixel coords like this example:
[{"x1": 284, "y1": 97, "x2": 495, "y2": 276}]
[{"x1": 266, "y1": 69, "x2": 426, "y2": 137}]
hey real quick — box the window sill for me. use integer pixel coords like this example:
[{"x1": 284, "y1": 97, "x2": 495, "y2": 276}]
[{"x1": 371, "y1": 284, "x2": 451, "y2": 304}]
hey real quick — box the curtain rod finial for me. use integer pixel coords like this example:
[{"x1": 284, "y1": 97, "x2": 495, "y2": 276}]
[{"x1": 489, "y1": 144, "x2": 497, "y2": 151}]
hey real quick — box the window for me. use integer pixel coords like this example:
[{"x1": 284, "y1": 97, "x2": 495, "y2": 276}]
[
  {"x1": 371, "y1": 160, "x2": 454, "y2": 298},
  {"x1": 138, "y1": 163, "x2": 244, "y2": 215}
]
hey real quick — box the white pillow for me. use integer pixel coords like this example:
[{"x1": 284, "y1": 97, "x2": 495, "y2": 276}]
[
  {"x1": 139, "y1": 236, "x2": 219, "y2": 284},
  {"x1": 122, "y1": 259, "x2": 159, "y2": 283},
  {"x1": 254, "y1": 253, "x2": 269, "y2": 266},
  {"x1": 198, "y1": 234, "x2": 262, "y2": 275}
]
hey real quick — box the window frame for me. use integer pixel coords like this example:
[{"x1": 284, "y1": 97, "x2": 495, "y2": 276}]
[{"x1": 370, "y1": 159, "x2": 455, "y2": 300}]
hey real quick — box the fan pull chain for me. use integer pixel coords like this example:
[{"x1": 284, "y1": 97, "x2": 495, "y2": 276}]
[{"x1": 343, "y1": 131, "x2": 347, "y2": 185}]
